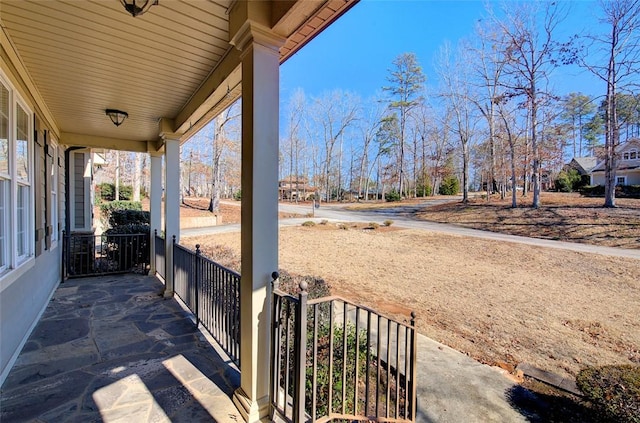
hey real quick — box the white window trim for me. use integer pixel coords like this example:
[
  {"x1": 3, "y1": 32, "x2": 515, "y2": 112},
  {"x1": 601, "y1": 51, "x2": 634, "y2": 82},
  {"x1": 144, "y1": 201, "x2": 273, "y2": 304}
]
[
  {"x1": 0, "y1": 70, "x2": 35, "y2": 280},
  {"x1": 14, "y1": 98, "x2": 33, "y2": 265},
  {"x1": 616, "y1": 176, "x2": 627, "y2": 186}
]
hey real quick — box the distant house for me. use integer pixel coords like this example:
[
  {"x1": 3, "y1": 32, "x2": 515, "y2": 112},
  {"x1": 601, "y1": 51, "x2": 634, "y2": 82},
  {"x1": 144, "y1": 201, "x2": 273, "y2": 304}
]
[
  {"x1": 591, "y1": 138, "x2": 640, "y2": 186},
  {"x1": 566, "y1": 157, "x2": 598, "y2": 176},
  {"x1": 562, "y1": 156, "x2": 598, "y2": 187},
  {"x1": 278, "y1": 175, "x2": 316, "y2": 201}
]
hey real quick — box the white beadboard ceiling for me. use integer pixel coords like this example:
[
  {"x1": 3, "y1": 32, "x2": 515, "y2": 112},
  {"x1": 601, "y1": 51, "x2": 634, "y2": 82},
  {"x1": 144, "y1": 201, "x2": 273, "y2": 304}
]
[{"x1": 1, "y1": 0, "x2": 357, "y2": 146}]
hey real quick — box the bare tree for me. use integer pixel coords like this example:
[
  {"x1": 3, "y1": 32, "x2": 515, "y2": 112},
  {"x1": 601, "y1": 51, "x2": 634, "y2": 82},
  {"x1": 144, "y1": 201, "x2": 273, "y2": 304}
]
[
  {"x1": 310, "y1": 90, "x2": 359, "y2": 202},
  {"x1": 470, "y1": 22, "x2": 509, "y2": 197},
  {"x1": 578, "y1": 0, "x2": 640, "y2": 207},
  {"x1": 356, "y1": 98, "x2": 385, "y2": 201},
  {"x1": 132, "y1": 153, "x2": 141, "y2": 201},
  {"x1": 208, "y1": 101, "x2": 240, "y2": 212},
  {"x1": 410, "y1": 103, "x2": 434, "y2": 197},
  {"x1": 436, "y1": 42, "x2": 481, "y2": 203},
  {"x1": 491, "y1": 1, "x2": 567, "y2": 208},
  {"x1": 282, "y1": 89, "x2": 307, "y2": 202},
  {"x1": 495, "y1": 96, "x2": 526, "y2": 208}
]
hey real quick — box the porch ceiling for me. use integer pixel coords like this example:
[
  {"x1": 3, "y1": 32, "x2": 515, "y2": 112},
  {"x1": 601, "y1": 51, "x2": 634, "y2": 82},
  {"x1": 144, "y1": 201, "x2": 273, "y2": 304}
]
[{"x1": 0, "y1": 0, "x2": 357, "y2": 149}]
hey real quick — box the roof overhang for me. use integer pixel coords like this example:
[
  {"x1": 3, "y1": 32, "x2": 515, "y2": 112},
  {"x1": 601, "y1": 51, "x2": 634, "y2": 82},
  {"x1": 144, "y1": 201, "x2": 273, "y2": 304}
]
[{"x1": 1, "y1": 0, "x2": 358, "y2": 150}]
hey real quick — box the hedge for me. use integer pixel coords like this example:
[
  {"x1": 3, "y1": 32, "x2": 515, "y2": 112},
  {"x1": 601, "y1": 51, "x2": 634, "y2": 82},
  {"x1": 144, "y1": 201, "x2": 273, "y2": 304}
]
[
  {"x1": 109, "y1": 209, "x2": 150, "y2": 228},
  {"x1": 580, "y1": 185, "x2": 640, "y2": 198},
  {"x1": 100, "y1": 201, "x2": 142, "y2": 228}
]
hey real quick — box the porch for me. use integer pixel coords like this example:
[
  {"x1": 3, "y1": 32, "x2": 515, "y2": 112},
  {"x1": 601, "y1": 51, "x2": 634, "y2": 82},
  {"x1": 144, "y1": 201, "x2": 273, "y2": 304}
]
[{"x1": 0, "y1": 274, "x2": 242, "y2": 422}]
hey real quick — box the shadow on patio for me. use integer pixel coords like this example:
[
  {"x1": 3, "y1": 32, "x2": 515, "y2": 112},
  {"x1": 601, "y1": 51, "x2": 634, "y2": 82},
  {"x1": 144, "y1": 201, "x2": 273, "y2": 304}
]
[{"x1": 0, "y1": 275, "x2": 241, "y2": 422}]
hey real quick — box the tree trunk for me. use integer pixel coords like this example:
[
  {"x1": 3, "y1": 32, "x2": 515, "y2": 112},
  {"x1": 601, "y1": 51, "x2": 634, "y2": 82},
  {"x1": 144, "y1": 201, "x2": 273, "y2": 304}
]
[{"x1": 133, "y1": 153, "x2": 141, "y2": 201}]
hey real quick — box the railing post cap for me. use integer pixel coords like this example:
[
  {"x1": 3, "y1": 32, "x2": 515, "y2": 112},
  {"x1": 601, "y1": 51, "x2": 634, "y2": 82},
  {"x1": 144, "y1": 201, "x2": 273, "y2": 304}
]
[
  {"x1": 299, "y1": 281, "x2": 308, "y2": 292},
  {"x1": 271, "y1": 271, "x2": 279, "y2": 280}
]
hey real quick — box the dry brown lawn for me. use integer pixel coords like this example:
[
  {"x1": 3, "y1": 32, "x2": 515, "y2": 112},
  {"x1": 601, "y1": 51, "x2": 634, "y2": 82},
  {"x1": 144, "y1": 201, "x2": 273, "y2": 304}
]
[{"x1": 183, "y1": 192, "x2": 640, "y2": 380}]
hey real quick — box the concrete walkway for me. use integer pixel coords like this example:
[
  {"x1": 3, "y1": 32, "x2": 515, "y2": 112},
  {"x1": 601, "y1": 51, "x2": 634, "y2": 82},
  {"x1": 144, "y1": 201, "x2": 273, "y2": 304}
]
[
  {"x1": 0, "y1": 275, "x2": 241, "y2": 423},
  {"x1": 187, "y1": 201, "x2": 640, "y2": 260}
]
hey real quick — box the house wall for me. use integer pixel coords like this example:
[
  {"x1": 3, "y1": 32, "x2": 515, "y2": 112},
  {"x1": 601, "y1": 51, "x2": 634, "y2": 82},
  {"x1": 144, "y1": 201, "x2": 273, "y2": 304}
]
[
  {"x1": 590, "y1": 171, "x2": 640, "y2": 186},
  {"x1": 619, "y1": 170, "x2": 640, "y2": 185},
  {"x1": 591, "y1": 173, "x2": 606, "y2": 186},
  {"x1": 0, "y1": 246, "x2": 61, "y2": 383},
  {"x1": 73, "y1": 153, "x2": 86, "y2": 229},
  {"x1": 1, "y1": 41, "x2": 64, "y2": 385}
]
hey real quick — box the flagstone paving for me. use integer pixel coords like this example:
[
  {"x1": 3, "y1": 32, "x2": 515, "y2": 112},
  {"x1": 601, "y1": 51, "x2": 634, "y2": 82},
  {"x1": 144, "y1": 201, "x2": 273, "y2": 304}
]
[{"x1": 0, "y1": 275, "x2": 242, "y2": 423}]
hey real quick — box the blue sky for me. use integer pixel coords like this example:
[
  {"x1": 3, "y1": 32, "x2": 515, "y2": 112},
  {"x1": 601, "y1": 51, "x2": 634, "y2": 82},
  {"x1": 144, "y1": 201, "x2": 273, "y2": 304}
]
[{"x1": 280, "y1": 0, "x2": 605, "y2": 103}]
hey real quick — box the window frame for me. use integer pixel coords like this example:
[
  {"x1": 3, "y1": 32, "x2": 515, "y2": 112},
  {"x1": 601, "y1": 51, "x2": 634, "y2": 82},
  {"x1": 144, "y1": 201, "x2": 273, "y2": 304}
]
[
  {"x1": 14, "y1": 100, "x2": 32, "y2": 263},
  {"x1": 0, "y1": 70, "x2": 35, "y2": 277},
  {"x1": 616, "y1": 176, "x2": 627, "y2": 186},
  {"x1": 0, "y1": 81, "x2": 10, "y2": 273}
]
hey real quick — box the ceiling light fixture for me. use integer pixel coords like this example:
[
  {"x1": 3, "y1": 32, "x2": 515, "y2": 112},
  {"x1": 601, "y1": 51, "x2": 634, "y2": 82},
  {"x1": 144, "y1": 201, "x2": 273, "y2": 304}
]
[
  {"x1": 120, "y1": 0, "x2": 159, "y2": 17},
  {"x1": 105, "y1": 109, "x2": 129, "y2": 127}
]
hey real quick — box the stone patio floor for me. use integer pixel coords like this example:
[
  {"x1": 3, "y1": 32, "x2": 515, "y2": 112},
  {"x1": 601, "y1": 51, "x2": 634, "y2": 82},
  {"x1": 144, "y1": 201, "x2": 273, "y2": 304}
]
[{"x1": 0, "y1": 274, "x2": 242, "y2": 423}]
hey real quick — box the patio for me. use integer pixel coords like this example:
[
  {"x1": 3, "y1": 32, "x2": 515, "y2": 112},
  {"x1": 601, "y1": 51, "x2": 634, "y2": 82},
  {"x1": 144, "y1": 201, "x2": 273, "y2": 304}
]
[{"x1": 0, "y1": 275, "x2": 241, "y2": 422}]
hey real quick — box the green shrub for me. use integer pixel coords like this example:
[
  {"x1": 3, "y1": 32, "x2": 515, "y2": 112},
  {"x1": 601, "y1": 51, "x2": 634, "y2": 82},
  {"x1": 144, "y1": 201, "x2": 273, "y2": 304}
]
[
  {"x1": 100, "y1": 201, "x2": 142, "y2": 228},
  {"x1": 383, "y1": 219, "x2": 394, "y2": 227},
  {"x1": 555, "y1": 169, "x2": 582, "y2": 192},
  {"x1": 439, "y1": 176, "x2": 460, "y2": 195},
  {"x1": 302, "y1": 221, "x2": 316, "y2": 227},
  {"x1": 576, "y1": 364, "x2": 640, "y2": 423},
  {"x1": 104, "y1": 224, "x2": 149, "y2": 235},
  {"x1": 416, "y1": 183, "x2": 432, "y2": 197},
  {"x1": 104, "y1": 225, "x2": 150, "y2": 271},
  {"x1": 233, "y1": 189, "x2": 242, "y2": 201},
  {"x1": 385, "y1": 189, "x2": 401, "y2": 202},
  {"x1": 306, "y1": 322, "x2": 369, "y2": 418},
  {"x1": 109, "y1": 209, "x2": 150, "y2": 228},
  {"x1": 98, "y1": 183, "x2": 134, "y2": 201}
]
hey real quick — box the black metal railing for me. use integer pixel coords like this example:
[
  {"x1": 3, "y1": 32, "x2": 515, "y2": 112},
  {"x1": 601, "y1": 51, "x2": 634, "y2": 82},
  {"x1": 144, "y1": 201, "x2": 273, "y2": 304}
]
[
  {"x1": 63, "y1": 231, "x2": 150, "y2": 278},
  {"x1": 271, "y1": 272, "x2": 417, "y2": 423},
  {"x1": 172, "y1": 237, "x2": 241, "y2": 366},
  {"x1": 154, "y1": 230, "x2": 165, "y2": 280}
]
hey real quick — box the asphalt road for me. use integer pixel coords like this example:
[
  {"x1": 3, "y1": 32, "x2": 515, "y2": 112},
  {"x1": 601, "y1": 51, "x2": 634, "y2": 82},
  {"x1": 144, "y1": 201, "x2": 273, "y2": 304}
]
[{"x1": 181, "y1": 199, "x2": 640, "y2": 260}]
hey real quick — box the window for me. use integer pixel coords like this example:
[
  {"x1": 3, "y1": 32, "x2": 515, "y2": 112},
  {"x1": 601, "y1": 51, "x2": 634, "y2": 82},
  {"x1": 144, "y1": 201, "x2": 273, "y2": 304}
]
[
  {"x1": 616, "y1": 176, "x2": 626, "y2": 186},
  {"x1": 0, "y1": 71, "x2": 34, "y2": 275},
  {"x1": 623, "y1": 149, "x2": 638, "y2": 160},
  {"x1": 16, "y1": 104, "x2": 30, "y2": 261}
]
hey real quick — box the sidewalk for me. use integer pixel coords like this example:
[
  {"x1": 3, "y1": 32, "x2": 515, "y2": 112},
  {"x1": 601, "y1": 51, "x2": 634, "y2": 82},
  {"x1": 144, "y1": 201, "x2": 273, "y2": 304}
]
[{"x1": 416, "y1": 336, "x2": 527, "y2": 422}]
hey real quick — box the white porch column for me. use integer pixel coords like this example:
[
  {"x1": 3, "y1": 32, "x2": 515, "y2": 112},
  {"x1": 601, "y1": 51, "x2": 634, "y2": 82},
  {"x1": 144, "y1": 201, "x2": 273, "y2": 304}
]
[
  {"x1": 163, "y1": 137, "x2": 181, "y2": 297},
  {"x1": 231, "y1": 22, "x2": 284, "y2": 423},
  {"x1": 149, "y1": 152, "x2": 162, "y2": 275}
]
